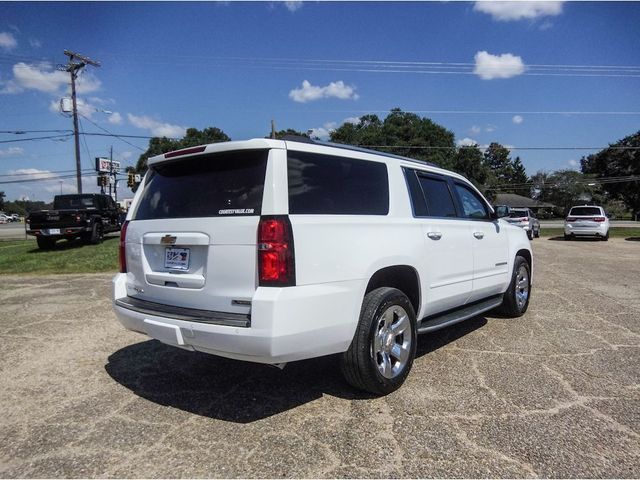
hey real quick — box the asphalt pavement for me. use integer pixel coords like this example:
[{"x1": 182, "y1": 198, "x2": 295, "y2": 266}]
[{"x1": 0, "y1": 238, "x2": 638, "y2": 477}]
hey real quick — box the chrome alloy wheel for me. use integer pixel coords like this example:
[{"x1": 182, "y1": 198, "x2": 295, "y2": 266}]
[
  {"x1": 372, "y1": 306, "x2": 413, "y2": 379},
  {"x1": 515, "y1": 264, "x2": 530, "y2": 310}
]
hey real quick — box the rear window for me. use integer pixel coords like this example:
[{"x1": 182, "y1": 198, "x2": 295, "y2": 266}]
[
  {"x1": 509, "y1": 210, "x2": 528, "y2": 218},
  {"x1": 287, "y1": 151, "x2": 389, "y2": 215},
  {"x1": 569, "y1": 207, "x2": 601, "y2": 216},
  {"x1": 54, "y1": 195, "x2": 96, "y2": 209},
  {"x1": 134, "y1": 150, "x2": 268, "y2": 220}
]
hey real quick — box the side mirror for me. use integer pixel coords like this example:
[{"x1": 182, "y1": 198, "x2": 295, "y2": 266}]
[{"x1": 493, "y1": 205, "x2": 510, "y2": 219}]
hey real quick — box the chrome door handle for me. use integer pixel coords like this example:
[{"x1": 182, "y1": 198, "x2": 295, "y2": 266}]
[
  {"x1": 427, "y1": 232, "x2": 442, "y2": 240},
  {"x1": 473, "y1": 231, "x2": 484, "y2": 239}
]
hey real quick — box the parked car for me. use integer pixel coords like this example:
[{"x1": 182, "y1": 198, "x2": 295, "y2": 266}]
[
  {"x1": 112, "y1": 138, "x2": 533, "y2": 395},
  {"x1": 26, "y1": 194, "x2": 121, "y2": 249},
  {"x1": 10, "y1": 214, "x2": 20, "y2": 222},
  {"x1": 564, "y1": 205, "x2": 610, "y2": 241},
  {"x1": 0, "y1": 214, "x2": 9, "y2": 224},
  {"x1": 505, "y1": 208, "x2": 540, "y2": 240}
]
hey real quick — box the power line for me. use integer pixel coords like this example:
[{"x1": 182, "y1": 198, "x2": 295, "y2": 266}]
[
  {"x1": 0, "y1": 134, "x2": 73, "y2": 144},
  {"x1": 78, "y1": 114, "x2": 148, "y2": 150},
  {"x1": 0, "y1": 171, "x2": 96, "y2": 186}
]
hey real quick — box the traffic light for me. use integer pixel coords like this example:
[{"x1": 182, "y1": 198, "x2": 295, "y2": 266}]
[
  {"x1": 127, "y1": 172, "x2": 135, "y2": 188},
  {"x1": 97, "y1": 175, "x2": 108, "y2": 187}
]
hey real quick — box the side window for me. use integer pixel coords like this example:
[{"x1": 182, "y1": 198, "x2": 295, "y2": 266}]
[
  {"x1": 287, "y1": 151, "x2": 389, "y2": 215},
  {"x1": 454, "y1": 183, "x2": 490, "y2": 220},
  {"x1": 417, "y1": 175, "x2": 457, "y2": 218},
  {"x1": 402, "y1": 168, "x2": 428, "y2": 217}
]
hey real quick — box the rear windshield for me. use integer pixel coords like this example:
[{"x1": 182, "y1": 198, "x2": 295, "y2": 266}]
[
  {"x1": 54, "y1": 195, "x2": 96, "y2": 209},
  {"x1": 287, "y1": 151, "x2": 389, "y2": 215},
  {"x1": 569, "y1": 207, "x2": 601, "y2": 216},
  {"x1": 134, "y1": 150, "x2": 268, "y2": 220},
  {"x1": 509, "y1": 210, "x2": 528, "y2": 218}
]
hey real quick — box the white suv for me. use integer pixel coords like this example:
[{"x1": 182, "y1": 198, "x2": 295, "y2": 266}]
[
  {"x1": 112, "y1": 138, "x2": 532, "y2": 394},
  {"x1": 564, "y1": 205, "x2": 610, "y2": 241}
]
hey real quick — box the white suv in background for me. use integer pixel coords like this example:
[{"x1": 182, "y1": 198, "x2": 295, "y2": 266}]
[
  {"x1": 112, "y1": 138, "x2": 533, "y2": 394},
  {"x1": 564, "y1": 205, "x2": 610, "y2": 241}
]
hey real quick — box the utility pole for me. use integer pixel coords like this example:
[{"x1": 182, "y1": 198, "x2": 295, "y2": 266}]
[
  {"x1": 59, "y1": 50, "x2": 101, "y2": 194},
  {"x1": 271, "y1": 120, "x2": 276, "y2": 139}
]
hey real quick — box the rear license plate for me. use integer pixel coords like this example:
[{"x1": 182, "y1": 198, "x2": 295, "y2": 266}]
[
  {"x1": 164, "y1": 247, "x2": 190, "y2": 270},
  {"x1": 48, "y1": 228, "x2": 60, "y2": 235}
]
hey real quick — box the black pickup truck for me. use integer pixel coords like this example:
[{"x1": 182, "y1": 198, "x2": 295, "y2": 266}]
[{"x1": 27, "y1": 194, "x2": 121, "y2": 249}]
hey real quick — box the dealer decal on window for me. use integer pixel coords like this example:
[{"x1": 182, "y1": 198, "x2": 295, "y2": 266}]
[{"x1": 218, "y1": 208, "x2": 255, "y2": 215}]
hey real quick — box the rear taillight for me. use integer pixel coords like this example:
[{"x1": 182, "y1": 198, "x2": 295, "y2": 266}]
[
  {"x1": 523, "y1": 217, "x2": 529, "y2": 221},
  {"x1": 257, "y1": 216, "x2": 295, "y2": 287},
  {"x1": 594, "y1": 217, "x2": 606, "y2": 222},
  {"x1": 119, "y1": 220, "x2": 129, "y2": 273}
]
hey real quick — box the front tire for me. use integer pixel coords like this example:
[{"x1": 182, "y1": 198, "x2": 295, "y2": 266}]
[
  {"x1": 496, "y1": 256, "x2": 531, "y2": 317},
  {"x1": 340, "y1": 287, "x2": 417, "y2": 395}
]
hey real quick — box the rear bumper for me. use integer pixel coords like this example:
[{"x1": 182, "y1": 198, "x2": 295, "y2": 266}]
[
  {"x1": 112, "y1": 273, "x2": 362, "y2": 364},
  {"x1": 564, "y1": 223, "x2": 608, "y2": 236},
  {"x1": 27, "y1": 226, "x2": 89, "y2": 237}
]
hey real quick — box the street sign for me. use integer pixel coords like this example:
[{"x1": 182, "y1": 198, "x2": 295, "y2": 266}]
[{"x1": 95, "y1": 157, "x2": 121, "y2": 173}]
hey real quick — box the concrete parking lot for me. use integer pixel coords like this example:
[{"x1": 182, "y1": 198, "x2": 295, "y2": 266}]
[{"x1": 0, "y1": 238, "x2": 638, "y2": 477}]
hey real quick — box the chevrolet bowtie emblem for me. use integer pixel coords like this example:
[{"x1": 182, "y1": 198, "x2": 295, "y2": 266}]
[{"x1": 161, "y1": 235, "x2": 177, "y2": 245}]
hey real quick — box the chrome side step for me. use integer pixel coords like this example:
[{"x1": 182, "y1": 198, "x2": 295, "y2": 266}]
[{"x1": 417, "y1": 294, "x2": 503, "y2": 334}]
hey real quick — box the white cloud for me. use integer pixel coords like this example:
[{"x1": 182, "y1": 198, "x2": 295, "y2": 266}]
[
  {"x1": 0, "y1": 147, "x2": 24, "y2": 157},
  {"x1": 289, "y1": 80, "x2": 359, "y2": 103},
  {"x1": 512, "y1": 115, "x2": 524, "y2": 124},
  {"x1": 284, "y1": 1, "x2": 303, "y2": 12},
  {"x1": 7, "y1": 168, "x2": 57, "y2": 181},
  {"x1": 108, "y1": 112, "x2": 123, "y2": 125},
  {"x1": 309, "y1": 121, "x2": 339, "y2": 140},
  {"x1": 473, "y1": 51, "x2": 525, "y2": 80},
  {"x1": 485, "y1": 124, "x2": 496, "y2": 132},
  {"x1": 1, "y1": 62, "x2": 101, "y2": 96},
  {"x1": 457, "y1": 137, "x2": 479, "y2": 147},
  {"x1": 29, "y1": 38, "x2": 42, "y2": 48},
  {"x1": 8, "y1": 62, "x2": 67, "y2": 94},
  {"x1": 469, "y1": 125, "x2": 481, "y2": 135},
  {"x1": 342, "y1": 116, "x2": 360, "y2": 125},
  {"x1": 568, "y1": 159, "x2": 579, "y2": 168},
  {"x1": 127, "y1": 113, "x2": 186, "y2": 138},
  {"x1": 0, "y1": 32, "x2": 17, "y2": 51},
  {"x1": 474, "y1": 1, "x2": 564, "y2": 21}
]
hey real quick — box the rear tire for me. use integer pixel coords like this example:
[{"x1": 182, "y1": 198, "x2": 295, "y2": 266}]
[
  {"x1": 89, "y1": 222, "x2": 104, "y2": 244},
  {"x1": 340, "y1": 287, "x2": 417, "y2": 395},
  {"x1": 527, "y1": 230, "x2": 533, "y2": 240},
  {"x1": 496, "y1": 256, "x2": 531, "y2": 318},
  {"x1": 534, "y1": 228, "x2": 540, "y2": 238},
  {"x1": 36, "y1": 237, "x2": 55, "y2": 250}
]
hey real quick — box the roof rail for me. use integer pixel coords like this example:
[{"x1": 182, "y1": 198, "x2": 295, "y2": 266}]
[{"x1": 282, "y1": 136, "x2": 437, "y2": 168}]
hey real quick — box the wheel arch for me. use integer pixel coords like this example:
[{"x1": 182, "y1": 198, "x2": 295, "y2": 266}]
[
  {"x1": 515, "y1": 248, "x2": 533, "y2": 285},
  {"x1": 364, "y1": 265, "x2": 421, "y2": 315}
]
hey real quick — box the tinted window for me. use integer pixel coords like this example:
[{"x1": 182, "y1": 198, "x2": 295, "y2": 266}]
[
  {"x1": 288, "y1": 151, "x2": 389, "y2": 215},
  {"x1": 403, "y1": 168, "x2": 428, "y2": 217},
  {"x1": 509, "y1": 209, "x2": 528, "y2": 218},
  {"x1": 418, "y1": 176, "x2": 457, "y2": 217},
  {"x1": 134, "y1": 150, "x2": 268, "y2": 220},
  {"x1": 454, "y1": 183, "x2": 490, "y2": 219},
  {"x1": 54, "y1": 195, "x2": 96, "y2": 209},
  {"x1": 569, "y1": 207, "x2": 601, "y2": 216}
]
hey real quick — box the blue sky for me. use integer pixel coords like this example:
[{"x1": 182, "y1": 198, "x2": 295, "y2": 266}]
[{"x1": 1, "y1": 1, "x2": 639, "y2": 201}]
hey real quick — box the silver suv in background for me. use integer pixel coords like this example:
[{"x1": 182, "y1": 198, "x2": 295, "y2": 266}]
[
  {"x1": 564, "y1": 205, "x2": 610, "y2": 241},
  {"x1": 506, "y1": 208, "x2": 540, "y2": 240}
]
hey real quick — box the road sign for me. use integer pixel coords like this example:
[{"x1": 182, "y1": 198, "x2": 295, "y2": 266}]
[{"x1": 95, "y1": 157, "x2": 121, "y2": 173}]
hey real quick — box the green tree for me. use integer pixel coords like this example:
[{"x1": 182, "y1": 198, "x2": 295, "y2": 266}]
[
  {"x1": 536, "y1": 169, "x2": 598, "y2": 215},
  {"x1": 269, "y1": 129, "x2": 310, "y2": 140},
  {"x1": 452, "y1": 146, "x2": 491, "y2": 190},
  {"x1": 134, "y1": 127, "x2": 231, "y2": 175},
  {"x1": 329, "y1": 108, "x2": 456, "y2": 169},
  {"x1": 581, "y1": 130, "x2": 640, "y2": 219}
]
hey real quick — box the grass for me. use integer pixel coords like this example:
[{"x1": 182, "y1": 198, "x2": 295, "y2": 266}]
[
  {"x1": 1, "y1": 227, "x2": 638, "y2": 275},
  {"x1": 0, "y1": 235, "x2": 119, "y2": 274},
  {"x1": 539, "y1": 227, "x2": 640, "y2": 238}
]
